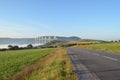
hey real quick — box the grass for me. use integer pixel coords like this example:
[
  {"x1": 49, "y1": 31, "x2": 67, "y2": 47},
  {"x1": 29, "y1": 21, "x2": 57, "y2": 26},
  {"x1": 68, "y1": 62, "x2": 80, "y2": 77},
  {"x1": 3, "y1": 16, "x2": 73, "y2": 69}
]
[
  {"x1": 0, "y1": 48, "x2": 55, "y2": 80},
  {"x1": 24, "y1": 48, "x2": 77, "y2": 80},
  {"x1": 76, "y1": 42, "x2": 120, "y2": 54}
]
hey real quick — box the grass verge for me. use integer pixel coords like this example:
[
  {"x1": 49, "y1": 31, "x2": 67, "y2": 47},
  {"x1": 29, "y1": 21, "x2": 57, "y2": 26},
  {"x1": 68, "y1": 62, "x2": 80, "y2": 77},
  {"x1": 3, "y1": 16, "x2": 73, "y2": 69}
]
[
  {"x1": 24, "y1": 48, "x2": 77, "y2": 80},
  {"x1": 76, "y1": 42, "x2": 120, "y2": 54}
]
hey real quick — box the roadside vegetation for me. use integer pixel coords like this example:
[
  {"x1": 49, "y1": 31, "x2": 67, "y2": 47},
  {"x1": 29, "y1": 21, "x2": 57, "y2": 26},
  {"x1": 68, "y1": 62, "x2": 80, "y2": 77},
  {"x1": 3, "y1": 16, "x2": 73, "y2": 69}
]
[
  {"x1": 0, "y1": 47, "x2": 77, "y2": 80},
  {"x1": 41, "y1": 39, "x2": 101, "y2": 48},
  {"x1": 76, "y1": 42, "x2": 120, "y2": 54},
  {"x1": 24, "y1": 48, "x2": 77, "y2": 80},
  {"x1": 0, "y1": 48, "x2": 55, "y2": 80}
]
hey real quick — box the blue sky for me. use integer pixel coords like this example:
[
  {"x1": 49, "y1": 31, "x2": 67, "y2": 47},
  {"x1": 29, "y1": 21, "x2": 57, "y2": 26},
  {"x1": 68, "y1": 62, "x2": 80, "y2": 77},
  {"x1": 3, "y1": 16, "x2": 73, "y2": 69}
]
[{"x1": 0, "y1": 0, "x2": 120, "y2": 40}]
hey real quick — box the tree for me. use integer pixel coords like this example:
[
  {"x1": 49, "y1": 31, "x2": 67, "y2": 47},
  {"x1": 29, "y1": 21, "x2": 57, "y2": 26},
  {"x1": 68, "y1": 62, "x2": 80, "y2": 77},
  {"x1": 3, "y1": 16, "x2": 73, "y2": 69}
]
[
  {"x1": 8, "y1": 45, "x2": 19, "y2": 50},
  {"x1": 13, "y1": 46, "x2": 19, "y2": 50},
  {"x1": 8, "y1": 45, "x2": 13, "y2": 50},
  {"x1": 27, "y1": 44, "x2": 33, "y2": 49},
  {"x1": 111, "y1": 40, "x2": 114, "y2": 43}
]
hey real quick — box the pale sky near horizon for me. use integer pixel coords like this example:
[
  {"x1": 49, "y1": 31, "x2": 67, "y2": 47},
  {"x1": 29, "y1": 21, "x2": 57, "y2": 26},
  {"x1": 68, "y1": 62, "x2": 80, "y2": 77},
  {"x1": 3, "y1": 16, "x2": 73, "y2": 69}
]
[{"x1": 0, "y1": 0, "x2": 120, "y2": 40}]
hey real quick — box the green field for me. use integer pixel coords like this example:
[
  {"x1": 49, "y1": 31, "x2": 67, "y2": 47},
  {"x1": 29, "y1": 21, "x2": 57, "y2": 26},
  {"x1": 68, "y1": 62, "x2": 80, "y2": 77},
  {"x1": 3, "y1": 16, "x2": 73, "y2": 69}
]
[
  {"x1": 77, "y1": 42, "x2": 120, "y2": 54},
  {"x1": 0, "y1": 48, "x2": 55, "y2": 80}
]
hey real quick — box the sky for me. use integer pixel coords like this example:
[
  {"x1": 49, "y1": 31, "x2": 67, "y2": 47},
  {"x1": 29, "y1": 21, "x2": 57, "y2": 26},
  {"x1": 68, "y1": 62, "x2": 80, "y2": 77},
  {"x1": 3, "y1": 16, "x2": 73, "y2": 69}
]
[{"x1": 0, "y1": 0, "x2": 120, "y2": 40}]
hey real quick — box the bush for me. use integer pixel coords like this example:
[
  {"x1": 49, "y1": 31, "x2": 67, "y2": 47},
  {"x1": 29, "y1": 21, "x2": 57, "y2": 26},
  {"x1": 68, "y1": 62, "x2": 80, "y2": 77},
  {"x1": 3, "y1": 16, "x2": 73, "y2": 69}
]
[
  {"x1": 8, "y1": 45, "x2": 19, "y2": 50},
  {"x1": 8, "y1": 45, "x2": 13, "y2": 50},
  {"x1": 27, "y1": 44, "x2": 33, "y2": 49}
]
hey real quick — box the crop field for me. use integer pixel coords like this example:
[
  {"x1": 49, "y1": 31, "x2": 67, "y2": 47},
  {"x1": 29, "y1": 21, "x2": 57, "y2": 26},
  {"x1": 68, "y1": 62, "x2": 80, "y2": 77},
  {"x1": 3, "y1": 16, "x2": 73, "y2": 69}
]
[
  {"x1": 0, "y1": 48, "x2": 55, "y2": 80},
  {"x1": 77, "y1": 42, "x2": 120, "y2": 54}
]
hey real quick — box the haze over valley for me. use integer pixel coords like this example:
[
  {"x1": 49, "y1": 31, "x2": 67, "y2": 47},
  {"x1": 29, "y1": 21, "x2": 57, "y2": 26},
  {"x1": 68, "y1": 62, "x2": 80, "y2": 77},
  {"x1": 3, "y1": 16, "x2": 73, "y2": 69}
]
[{"x1": 0, "y1": 36, "x2": 81, "y2": 48}]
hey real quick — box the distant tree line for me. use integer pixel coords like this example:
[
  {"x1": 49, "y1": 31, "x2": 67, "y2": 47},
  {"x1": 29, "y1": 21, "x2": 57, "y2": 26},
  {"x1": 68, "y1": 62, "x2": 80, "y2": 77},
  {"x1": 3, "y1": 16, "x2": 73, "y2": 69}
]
[
  {"x1": 8, "y1": 44, "x2": 33, "y2": 50},
  {"x1": 110, "y1": 40, "x2": 120, "y2": 43},
  {"x1": 0, "y1": 44, "x2": 33, "y2": 51}
]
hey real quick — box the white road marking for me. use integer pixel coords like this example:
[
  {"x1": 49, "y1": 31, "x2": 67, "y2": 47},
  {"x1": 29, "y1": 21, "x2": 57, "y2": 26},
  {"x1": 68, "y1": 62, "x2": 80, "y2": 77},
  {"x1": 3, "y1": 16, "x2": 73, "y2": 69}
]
[
  {"x1": 103, "y1": 56, "x2": 119, "y2": 61},
  {"x1": 86, "y1": 51, "x2": 91, "y2": 53},
  {"x1": 92, "y1": 53, "x2": 100, "y2": 56},
  {"x1": 85, "y1": 51, "x2": 120, "y2": 62}
]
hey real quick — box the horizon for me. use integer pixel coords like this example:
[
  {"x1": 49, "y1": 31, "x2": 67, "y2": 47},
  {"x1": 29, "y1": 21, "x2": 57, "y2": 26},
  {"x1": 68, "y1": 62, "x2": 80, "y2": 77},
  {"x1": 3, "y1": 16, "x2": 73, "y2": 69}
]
[
  {"x1": 0, "y1": 0, "x2": 120, "y2": 40},
  {"x1": 0, "y1": 36, "x2": 114, "y2": 41}
]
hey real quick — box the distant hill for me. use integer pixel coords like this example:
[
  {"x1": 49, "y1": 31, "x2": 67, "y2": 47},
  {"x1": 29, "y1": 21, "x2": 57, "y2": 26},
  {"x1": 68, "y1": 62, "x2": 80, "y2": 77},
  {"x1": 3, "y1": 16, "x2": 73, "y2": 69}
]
[
  {"x1": 41, "y1": 39, "x2": 106, "y2": 48},
  {"x1": 57, "y1": 36, "x2": 81, "y2": 41},
  {"x1": 75, "y1": 39, "x2": 105, "y2": 42}
]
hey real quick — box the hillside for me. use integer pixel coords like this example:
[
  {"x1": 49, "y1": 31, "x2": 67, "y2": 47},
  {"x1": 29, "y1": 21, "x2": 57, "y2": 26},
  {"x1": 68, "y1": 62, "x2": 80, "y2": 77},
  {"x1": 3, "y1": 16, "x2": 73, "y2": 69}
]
[{"x1": 41, "y1": 39, "x2": 105, "y2": 48}]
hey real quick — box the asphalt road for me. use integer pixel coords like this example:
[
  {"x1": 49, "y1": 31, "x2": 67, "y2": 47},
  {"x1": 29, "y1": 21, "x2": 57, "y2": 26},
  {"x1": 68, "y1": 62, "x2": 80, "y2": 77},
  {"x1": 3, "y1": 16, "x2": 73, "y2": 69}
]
[{"x1": 67, "y1": 48, "x2": 120, "y2": 80}]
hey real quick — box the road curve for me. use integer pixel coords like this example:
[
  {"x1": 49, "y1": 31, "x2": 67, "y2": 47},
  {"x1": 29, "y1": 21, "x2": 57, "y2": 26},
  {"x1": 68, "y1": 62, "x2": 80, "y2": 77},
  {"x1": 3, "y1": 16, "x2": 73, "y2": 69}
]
[{"x1": 67, "y1": 48, "x2": 120, "y2": 80}]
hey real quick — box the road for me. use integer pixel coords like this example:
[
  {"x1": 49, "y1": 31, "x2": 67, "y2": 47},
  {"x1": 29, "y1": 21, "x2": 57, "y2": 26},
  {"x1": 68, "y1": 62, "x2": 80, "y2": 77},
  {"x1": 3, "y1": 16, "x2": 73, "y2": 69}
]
[{"x1": 67, "y1": 48, "x2": 120, "y2": 80}]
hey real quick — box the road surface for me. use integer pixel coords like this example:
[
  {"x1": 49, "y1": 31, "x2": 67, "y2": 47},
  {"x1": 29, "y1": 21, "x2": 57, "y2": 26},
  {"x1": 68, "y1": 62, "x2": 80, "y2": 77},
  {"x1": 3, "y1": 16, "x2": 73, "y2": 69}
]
[{"x1": 67, "y1": 48, "x2": 120, "y2": 80}]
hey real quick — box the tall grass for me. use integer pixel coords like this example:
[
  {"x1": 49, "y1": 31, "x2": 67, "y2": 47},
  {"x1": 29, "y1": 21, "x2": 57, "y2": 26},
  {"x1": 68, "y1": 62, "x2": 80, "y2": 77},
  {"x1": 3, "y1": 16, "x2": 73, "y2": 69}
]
[
  {"x1": 77, "y1": 42, "x2": 120, "y2": 54},
  {"x1": 0, "y1": 48, "x2": 55, "y2": 80},
  {"x1": 24, "y1": 48, "x2": 77, "y2": 80}
]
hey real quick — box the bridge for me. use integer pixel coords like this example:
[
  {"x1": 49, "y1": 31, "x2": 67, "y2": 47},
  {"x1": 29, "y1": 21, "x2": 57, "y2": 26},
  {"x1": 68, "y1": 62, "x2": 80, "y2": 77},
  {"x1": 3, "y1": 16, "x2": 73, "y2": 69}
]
[{"x1": 35, "y1": 36, "x2": 57, "y2": 45}]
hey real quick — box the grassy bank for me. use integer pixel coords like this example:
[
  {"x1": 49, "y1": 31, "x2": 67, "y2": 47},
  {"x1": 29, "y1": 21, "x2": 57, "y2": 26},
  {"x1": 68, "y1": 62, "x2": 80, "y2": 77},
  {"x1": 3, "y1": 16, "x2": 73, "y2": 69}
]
[
  {"x1": 0, "y1": 48, "x2": 55, "y2": 80},
  {"x1": 24, "y1": 48, "x2": 77, "y2": 80},
  {"x1": 76, "y1": 42, "x2": 120, "y2": 54}
]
